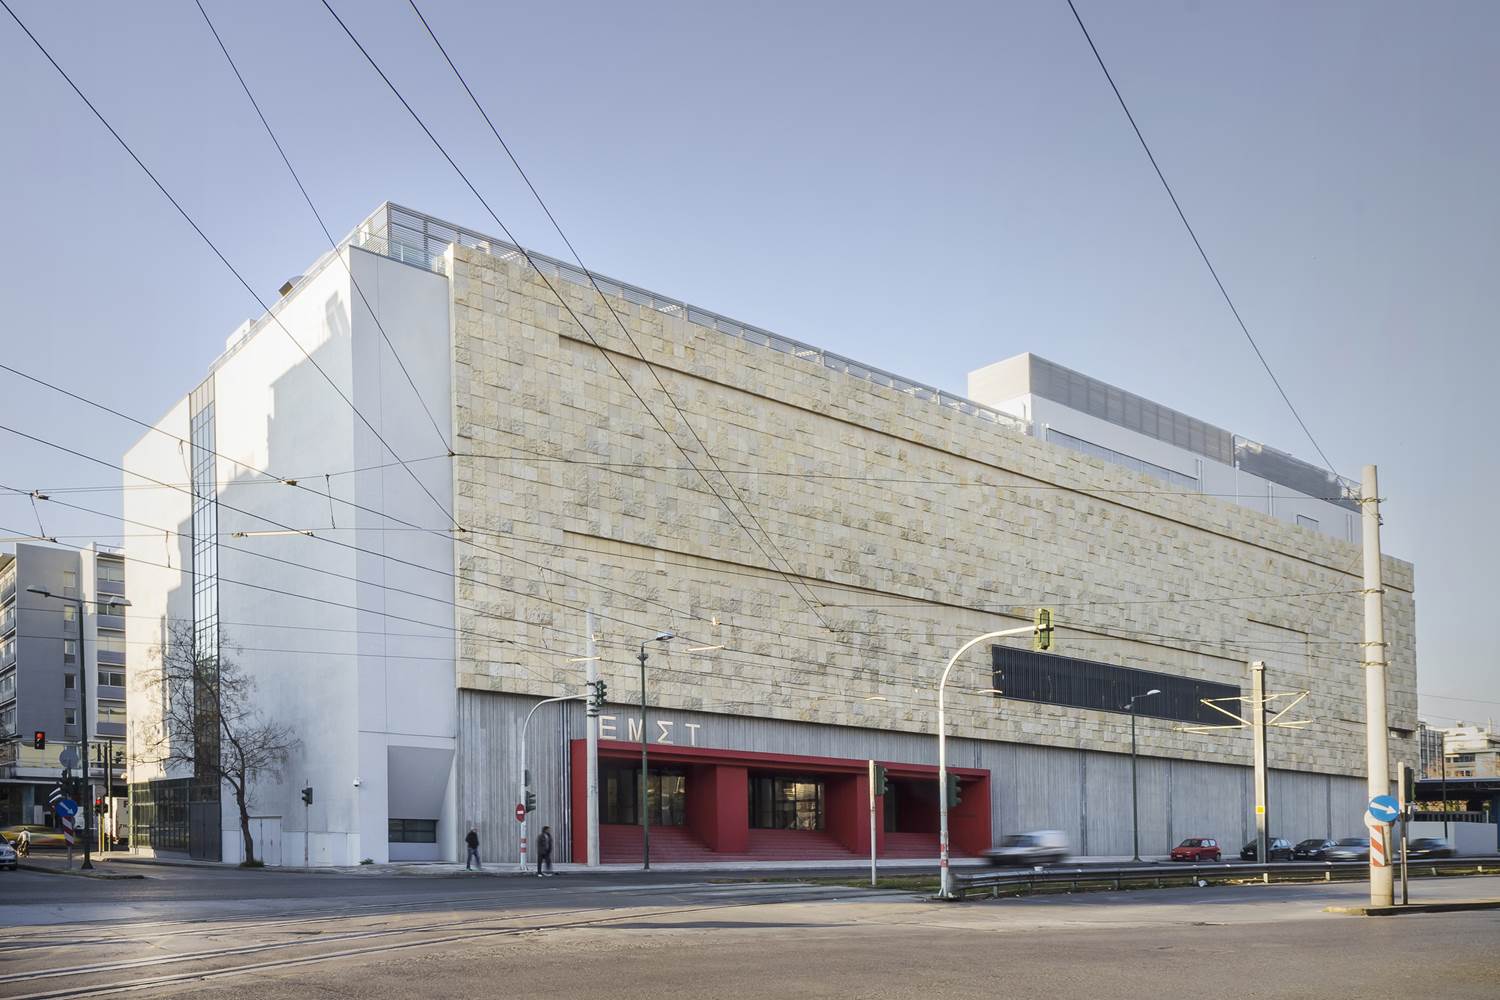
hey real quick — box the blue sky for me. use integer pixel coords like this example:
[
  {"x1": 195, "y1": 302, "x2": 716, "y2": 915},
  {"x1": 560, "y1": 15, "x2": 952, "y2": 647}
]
[{"x1": 2, "y1": 0, "x2": 1496, "y2": 727}]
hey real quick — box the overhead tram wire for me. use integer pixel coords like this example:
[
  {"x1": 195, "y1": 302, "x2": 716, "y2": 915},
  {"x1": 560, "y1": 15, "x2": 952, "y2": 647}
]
[
  {"x1": 1063, "y1": 0, "x2": 1343, "y2": 483},
  {"x1": 318, "y1": 0, "x2": 833, "y2": 632},
  {"x1": 2, "y1": 354, "x2": 1373, "y2": 621},
  {"x1": 401, "y1": 0, "x2": 827, "y2": 624},
  {"x1": 193, "y1": 0, "x2": 451, "y2": 459},
  {"x1": 0, "y1": 0, "x2": 459, "y2": 532}
]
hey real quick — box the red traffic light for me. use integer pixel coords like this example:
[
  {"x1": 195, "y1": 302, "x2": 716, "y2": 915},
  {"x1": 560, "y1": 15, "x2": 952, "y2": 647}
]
[{"x1": 33, "y1": 731, "x2": 46, "y2": 750}]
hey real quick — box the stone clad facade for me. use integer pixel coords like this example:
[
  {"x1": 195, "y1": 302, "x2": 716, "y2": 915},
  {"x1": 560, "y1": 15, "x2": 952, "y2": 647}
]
[{"x1": 443, "y1": 241, "x2": 1416, "y2": 781}]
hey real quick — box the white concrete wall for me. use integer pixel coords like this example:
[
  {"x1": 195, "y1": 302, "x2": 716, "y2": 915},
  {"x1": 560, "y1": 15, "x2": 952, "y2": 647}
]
[{"x1": 126, "y1": 248, "x2": 457, "y2": 866}]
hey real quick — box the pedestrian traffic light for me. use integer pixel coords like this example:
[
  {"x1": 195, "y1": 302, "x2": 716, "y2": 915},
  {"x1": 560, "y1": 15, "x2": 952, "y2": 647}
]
[
  {"x1": 872, "y1": 765, "x2": 888, "y2": 797},
  {"x1": 33, "y1": 731, "x2": 45, "y2": 750},
  {"x1": 301, "y1": 786, "x2": 313, "y2": 807},
  {"x1": 945, "y1": 773, "x2": 962, "y2": 808},
  {"x1": 1033, "y1": 608, "x2": 1054, "y2": 652},
  {"x1": 524, "y1": 790, "x2": 537, "y2": 813}
]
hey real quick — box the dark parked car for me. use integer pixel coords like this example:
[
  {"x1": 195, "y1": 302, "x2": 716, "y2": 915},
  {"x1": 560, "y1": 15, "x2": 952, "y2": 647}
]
[
  {"x1": 1323, "y1": 837, "x2": 1370, "y2": 862},
  {"x1": 1404, "y1": 837, "x2": 1455, "y2": 860},
  {"x1": 1293, "y1": 838, "x2": 1336, "y2": 860},
  {"x1": 1239, "y1": 837, "x2": 1293, "y2": 861},
  {"x1": 1170, "y1": 838, "x2": 1222, "y2": 862}
]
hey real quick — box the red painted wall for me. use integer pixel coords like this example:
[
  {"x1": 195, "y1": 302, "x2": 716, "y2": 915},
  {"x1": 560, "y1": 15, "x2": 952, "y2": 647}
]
[
  {"x1": 569, "y1": 739, "x2": 588, "y2": 861},
  {"x1": 949, "y1": 775, "x2": 992, "y2": 854},
  {"x1": 824, "y1": 773, "x2": 870, "y2": 853}
]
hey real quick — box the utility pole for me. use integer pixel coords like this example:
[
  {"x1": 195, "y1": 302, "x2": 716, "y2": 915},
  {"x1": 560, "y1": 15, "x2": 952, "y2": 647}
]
[
  {"x1": 1251, "y1": 661, "x2": 1269, "y2": 864},
  {"x1": 1361, "y1": 464, "x2": 1393, "y2": 906},
  {"x1": 868, "y1": 760, "x2": 877, "y2": 888},
  {"x1": 585, "y1": 610, "x2": 600, "y2": 868}
]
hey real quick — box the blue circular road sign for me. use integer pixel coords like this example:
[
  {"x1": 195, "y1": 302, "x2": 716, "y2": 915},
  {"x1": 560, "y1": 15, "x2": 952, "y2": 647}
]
[{"x1": 1367, "y1": 794, "x2": 1399, "y2": 824}]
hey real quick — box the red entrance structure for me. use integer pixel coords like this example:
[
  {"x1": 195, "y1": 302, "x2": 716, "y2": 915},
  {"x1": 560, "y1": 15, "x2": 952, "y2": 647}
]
[{"x1": 570, "y1": 740, "x2": 990, "y2": 864}]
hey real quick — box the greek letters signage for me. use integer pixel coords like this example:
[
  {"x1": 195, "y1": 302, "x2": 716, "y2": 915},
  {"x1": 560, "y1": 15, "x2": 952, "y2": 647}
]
[{"x1": 597, "y1": 714, "x2": 703, "y2": 746}]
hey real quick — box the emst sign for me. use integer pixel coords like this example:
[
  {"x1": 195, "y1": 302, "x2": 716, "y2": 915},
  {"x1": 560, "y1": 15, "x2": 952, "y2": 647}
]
[{"x1": 597, "y1": 714, "x2": 704, "y2": 746}]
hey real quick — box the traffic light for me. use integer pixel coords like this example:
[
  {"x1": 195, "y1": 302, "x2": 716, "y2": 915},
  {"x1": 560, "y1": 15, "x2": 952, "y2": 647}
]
[
  {"x1": 944, "y1": 773, "x2": 962, "y2": 808},
  {"x1": 524, "y1": 789, "x2": 537, "y2": 813},
  {"x1": 95, "y1": 797, "x2": 108, "y2": 814},
  {"x1": 1400, "y1": 764, "x2": 1416, "y2": 812},
  {"x1": 588, "y1": 679, "x2": 608, "y2": 709},
  {"x1": 1033, "y1": 608, "x2": 1054, "y2": 652},
  {"x1": 872, "y1": 765, "x2": 889, "y2": 797},
  {"x1": 33, "y1": 731, "x2": 45, "y2": 750},
  {"x1": 301, "y1": 786, "x2": 313, "y2": 807}
]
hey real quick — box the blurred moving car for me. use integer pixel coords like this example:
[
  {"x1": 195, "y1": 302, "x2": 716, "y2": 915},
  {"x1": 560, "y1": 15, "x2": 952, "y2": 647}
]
[
  {"x1": 1239, "y1": 837, "x2": 1294, "y2": 861},
  {"x1": 1323, "y1": 837, "x2": 1371, "y2": 861},
  {"x1": 0, "y1": 839, "x2": 16, "y2": 870},
  {"x1": 1169, "y1": 838, "x2": 1222, "y2": 862},
  {"x1": 1, "y1": 825, "x2": 65, "y2": 849},
  {"x1": 1403, "y1": 837, "x2": 1455, "y2": 860},
  {"x1": 983, "y1": 830, "x2": 1069, "y2": 867},
  {"x1": 1293, "y1": 838, "x2": 1336, "y2": 860}
]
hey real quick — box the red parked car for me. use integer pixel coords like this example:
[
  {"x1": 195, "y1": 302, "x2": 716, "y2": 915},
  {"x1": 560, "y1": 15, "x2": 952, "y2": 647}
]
[{"x1": 1170, "y1": 837, "x2": 1222, "y2": 862}]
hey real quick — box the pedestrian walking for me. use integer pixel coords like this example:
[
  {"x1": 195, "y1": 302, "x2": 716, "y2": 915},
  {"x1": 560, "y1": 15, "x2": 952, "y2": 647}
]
[
  {"x1": 537, "y1": 825, "x2": 554, "y2": 877},
  {"x1": 465, "y1": 827, "x2": 481, "y2": 870}
]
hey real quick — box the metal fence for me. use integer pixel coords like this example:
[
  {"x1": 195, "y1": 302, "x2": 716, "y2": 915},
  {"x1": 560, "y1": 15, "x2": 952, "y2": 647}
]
[{"x1": 951, "y1": 858, "x2": 1496, "y2": 899}]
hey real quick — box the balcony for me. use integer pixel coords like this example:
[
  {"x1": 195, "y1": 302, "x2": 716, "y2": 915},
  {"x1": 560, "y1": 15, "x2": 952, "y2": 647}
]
[
  {"x1": 96, "y1": 722, "x2": 126, "y2": 738},
  {"x1": 0, "y1": 607, "x2": 14, "y2": 636},
  {"x1": 96, "y1": 684, "x2": 125, "y2": 701},
  {"x1": 96, "y1": 610, "x2": 125, "y2": 630},
  {"x1": 96, "y1": 648, "x2": 126, "y2": 666}
]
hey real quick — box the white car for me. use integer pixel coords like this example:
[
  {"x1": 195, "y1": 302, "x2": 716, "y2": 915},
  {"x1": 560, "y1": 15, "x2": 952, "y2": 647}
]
[
  {"x1": 0, "y1": 840, "x2": 16, "y2": 871},
  {"x1": 983, "y1": 830, "x2": 1070, "y2": 867}
]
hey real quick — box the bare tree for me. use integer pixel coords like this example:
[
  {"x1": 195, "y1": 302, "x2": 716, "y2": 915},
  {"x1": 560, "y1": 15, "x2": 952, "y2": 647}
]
[{"x1": 137, "y1": 622, "x2": 298, "y2": 865}]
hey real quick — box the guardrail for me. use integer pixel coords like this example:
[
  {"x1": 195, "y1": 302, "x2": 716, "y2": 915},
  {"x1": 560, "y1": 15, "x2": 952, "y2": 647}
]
[{"x1": 951, "y1": 859, "x2": 1496, "y2": 899}]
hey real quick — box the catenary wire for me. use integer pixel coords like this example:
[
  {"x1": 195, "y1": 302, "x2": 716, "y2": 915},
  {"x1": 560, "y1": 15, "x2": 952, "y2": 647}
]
[
  {"x1": 317, "y1": 0, "x2": 832, "y2": 630},
  {"x1": 193, "y1": 0, "x2": 451, "y2": 459},
  {"x1": 400, "y1": 0, "x2": 829, "y2": 623},
  {"x1": 0, "y1": 0, "x2": 459, "y2": 532},
  {"x1": 1063, "y1": 0, "x2": 1343, "y2": 483}
]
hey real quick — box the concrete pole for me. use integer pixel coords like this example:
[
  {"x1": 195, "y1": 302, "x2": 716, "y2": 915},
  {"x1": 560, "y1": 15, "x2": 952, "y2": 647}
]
[
  {"x1": 639, "y1": 643, "x2": 650, "y2": 871},
  {"x1": 585, "y1": 610, "x2": 600, "y2": 867},
  {"x1": 1129, "y1": 703, "x2": 1140, "y2": 862},
  {"x1": 1361, "y1": 464, "x2": 1393, "y2": 906},
  {"x1": 1252, "y1": 661, "x2": 1269, "y2": 864}
]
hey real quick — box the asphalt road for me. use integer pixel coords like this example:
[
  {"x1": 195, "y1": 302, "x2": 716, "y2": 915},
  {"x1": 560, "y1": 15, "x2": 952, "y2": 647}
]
[{"x1": 4, "y1": 866, "x2": 1497, "y2": 998}]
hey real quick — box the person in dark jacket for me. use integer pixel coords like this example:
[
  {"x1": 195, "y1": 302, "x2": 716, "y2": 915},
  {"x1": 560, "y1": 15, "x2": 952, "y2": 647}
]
[
  {"x1": 537, "y1": 825, "x2": 554, "y2": 877},
  {"x1": 465, "y1": 827, "x2": 480, "y2": 870}
]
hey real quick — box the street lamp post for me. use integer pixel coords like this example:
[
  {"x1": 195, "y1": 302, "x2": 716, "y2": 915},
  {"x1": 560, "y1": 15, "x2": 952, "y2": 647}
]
[
  {"x1": 937, "y1": 625, "x2": 1033, "y2": 900},
  {"x1": 638, "y1": 631, "x2": 673, "y2": 871},
  {"x1": 1125, "y1": 689, "x2": 1162, "y2": 863},
  {"x1": 27, "y1": 585, "x2": 131, "y2": 871},
  {"x1": 515, "y1": 694, "x2": 587, "y2": 873}
]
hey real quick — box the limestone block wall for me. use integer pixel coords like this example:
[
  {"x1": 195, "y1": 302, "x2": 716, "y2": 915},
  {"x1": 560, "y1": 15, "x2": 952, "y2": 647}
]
[{"x1": 443, "y1": 244, "x2": 1416, "y2": 779}]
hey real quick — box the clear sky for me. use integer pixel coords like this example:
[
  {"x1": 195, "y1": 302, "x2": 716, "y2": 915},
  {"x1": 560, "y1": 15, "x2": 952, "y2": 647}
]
[{"x1": 1, "y1": 1, "x2": 1495, "y2": 728}]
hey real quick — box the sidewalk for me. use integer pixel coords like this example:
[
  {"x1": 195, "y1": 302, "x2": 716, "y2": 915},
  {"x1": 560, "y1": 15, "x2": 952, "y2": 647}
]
[{"x1": 18, "y1": 854, "x2": 144, "y2": 879}]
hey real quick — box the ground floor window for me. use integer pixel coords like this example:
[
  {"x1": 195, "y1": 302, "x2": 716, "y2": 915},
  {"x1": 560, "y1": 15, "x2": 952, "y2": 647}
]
[
  {"x1": 388, "y1": 818, "x2": 437, "y2": 843},
  {"x1": 748, "y1": 775, "x2": 825, "y2": 831},
  {"x1": 130, "y1": 778, "x2": 190, "y2": 852},
  {"x1": 599, "y1": 763, "x2": 686, "y2": 827}
]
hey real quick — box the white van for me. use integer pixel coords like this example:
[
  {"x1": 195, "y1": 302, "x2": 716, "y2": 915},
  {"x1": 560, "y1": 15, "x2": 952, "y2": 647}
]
[{"x1": 982, "y1": 830, "x2": 1070, "y2": 867}]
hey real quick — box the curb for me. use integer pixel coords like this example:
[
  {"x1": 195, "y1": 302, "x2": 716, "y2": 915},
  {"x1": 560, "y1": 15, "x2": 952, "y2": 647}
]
[
  {"x1": 1325, "y1": 899, "x2": 1500, "y2": 916},
  {"x1": 18, "y1": 862, "x2": 144, "y2": 880}
]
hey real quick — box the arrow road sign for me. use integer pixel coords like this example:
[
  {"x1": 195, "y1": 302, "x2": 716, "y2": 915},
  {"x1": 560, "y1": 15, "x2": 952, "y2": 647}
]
[
  {"x1": 1367, "y1": 794, "x2": 1400, "y2": 825},
  {"x1": 54, "y1": 797, "x2": 79, "y2": 819}
]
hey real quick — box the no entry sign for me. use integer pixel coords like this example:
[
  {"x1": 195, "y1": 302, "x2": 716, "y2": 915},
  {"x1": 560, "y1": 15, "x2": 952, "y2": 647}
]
[{"x1": 515, "y1": 802, "x2": 526, "y2": 823}]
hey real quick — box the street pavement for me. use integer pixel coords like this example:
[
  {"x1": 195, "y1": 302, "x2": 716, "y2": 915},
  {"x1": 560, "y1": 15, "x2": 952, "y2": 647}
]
[{"x1": 2, "y1": 862, "x2": 1496, "y2": 998}]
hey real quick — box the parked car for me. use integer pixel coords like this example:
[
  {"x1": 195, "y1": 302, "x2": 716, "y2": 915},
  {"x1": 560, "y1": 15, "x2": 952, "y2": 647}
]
[
  {"x1": 1323, "y1": 837, "x2": 1370, "y2": 862},
  {"x1": 1239, "y1": 837, "x2": 1293, "y2": 861},
  {"x1": 1170, "y1": 838, "x2": 1222, "y2": 862},
  {"x1": 1293, "y1": 838, "x2": 1336, "y2": 860},
  {"x1": 0, "y1": 839, "x2": 16, "y2": 871},
  {"x1": 983, "y1": 830, "x2": 1069, "y2": 867},
  {"x1": 1, "y1": 824, "x2": 66, "y2": 849},
  {"x1": 1404, "y1": 837, "x2": 1455, "y2": 860}
]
